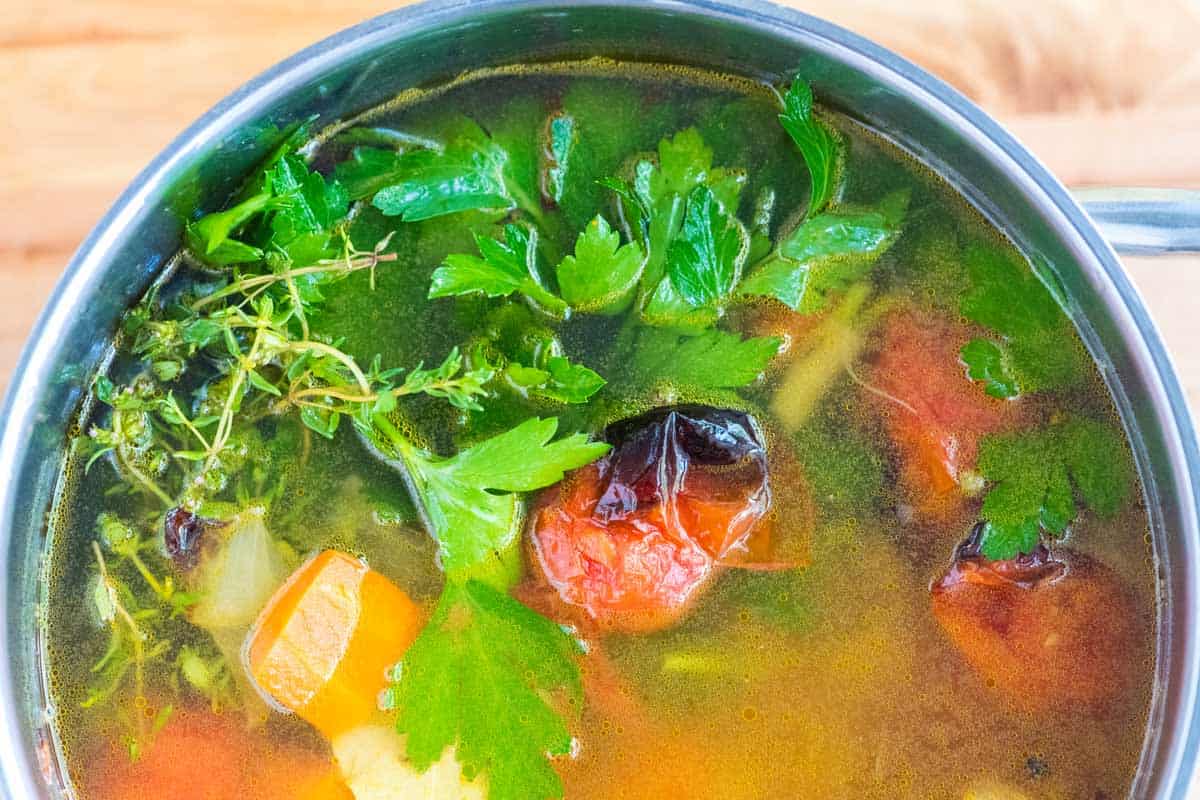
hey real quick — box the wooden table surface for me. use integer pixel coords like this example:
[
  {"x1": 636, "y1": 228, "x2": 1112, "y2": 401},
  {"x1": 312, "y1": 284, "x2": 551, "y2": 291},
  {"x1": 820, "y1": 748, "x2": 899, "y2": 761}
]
[{"x1": 3, "y1": 0, "x2": 1199, "y2": 406}]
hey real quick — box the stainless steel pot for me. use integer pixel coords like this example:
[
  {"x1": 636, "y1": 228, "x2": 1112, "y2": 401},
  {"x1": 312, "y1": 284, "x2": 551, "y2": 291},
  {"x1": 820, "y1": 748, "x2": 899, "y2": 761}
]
[{"x1": 1, "y1": 1, "x2": 1197, "y2": 797}]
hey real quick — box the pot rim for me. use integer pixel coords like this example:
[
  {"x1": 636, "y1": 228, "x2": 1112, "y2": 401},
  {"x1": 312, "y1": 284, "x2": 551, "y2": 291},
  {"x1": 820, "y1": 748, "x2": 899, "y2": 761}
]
[{"x1": 1, "y1": 1, "x2": 1197, "y2": 797}]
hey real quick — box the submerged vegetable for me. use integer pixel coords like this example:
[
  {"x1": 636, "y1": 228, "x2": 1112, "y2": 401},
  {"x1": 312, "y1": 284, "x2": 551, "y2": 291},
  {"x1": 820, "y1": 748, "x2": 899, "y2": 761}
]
[
  {"x1": 870, "y1": 309, "x2": 1018, "y2": 518},
  {"x1": 333, "y1": 725, "x2": 485, "y2": 800},
  {"x1": 86, "y1": 707, "x2": 351, "y2": 800},
  {"x1": 247, "y1": 550, "x2": 422, "y2": 739},
  {"x1": 931, "y1": 530, "x2": 1142, "y2": 709},
  {"x1": 530, "y1": 406, "x2": 777, "y2": 632}
]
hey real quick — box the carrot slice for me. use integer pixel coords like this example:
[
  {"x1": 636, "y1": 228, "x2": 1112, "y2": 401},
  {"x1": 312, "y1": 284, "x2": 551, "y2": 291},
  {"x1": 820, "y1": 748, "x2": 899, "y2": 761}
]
[
  {"x1": 268, "y1": 759, "x2": 356, "y2": 800},
  {"x1": 247, "y1": 550, "x2": 422, "y2": 739}
]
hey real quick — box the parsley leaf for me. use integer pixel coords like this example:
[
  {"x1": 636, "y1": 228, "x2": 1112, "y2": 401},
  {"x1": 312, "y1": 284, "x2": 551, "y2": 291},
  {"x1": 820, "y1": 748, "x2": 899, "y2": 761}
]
[
  {"x1": 367, "y1": 119, "x2": 514, "y2": 221},
  {"x1": 432, "y1": 224, "x2": 568, "y2": 315},
  {"x1": 976, "y1": 416, "x2": 1135, "y2": 559},
  {"x1": 266, "y1": 152, "x2": 350, "y2": 264},
  {"x1": 555, "y1": 216, "x2": 645, "y2": 314},
  {"x1": 778, "y1": 77, "x2": 843, "y2": 214},
  {"x1": 739, "y1": 196, "x2": 905, "y2": 312},
  {"x1": 369, "y1": 416, "x2": 608, "y2": 585},
  {"x1": 606, "y1": 128, "x2": 745, "y2": 292},
  {"x1": 639, "y1": 276, "x2": 720, "y2": 332},
  {"x1": 960, "y1": 338, "x2": 1020, "y2": 399},
  {"x1": 185, "y1": 192, "x2": 272, "y2": 265},
  {"x1": 439, "y1": 417, "x2": 609, "y2": 493},
  {"x1": 332, "y1": 146, "x2": 408, "y2": 201},
  {"x1": 390, "y1": 579, "x2": 582, "y2": 800},
  {"x1": 960, "y1": 244, "x2": 1086, "y2": 396},
  {"x1": 630, "y1": 328, "x2": 781, "y2": 389},
  {"x1": 186, "y1": 150, "x2": 349, "y2": 267},
  {"x1": 665, "y1": 184, "x2": 748, "y2": 308},
  {"x1": 506, "y1": 355, "x2": 606, "y2": 404}
]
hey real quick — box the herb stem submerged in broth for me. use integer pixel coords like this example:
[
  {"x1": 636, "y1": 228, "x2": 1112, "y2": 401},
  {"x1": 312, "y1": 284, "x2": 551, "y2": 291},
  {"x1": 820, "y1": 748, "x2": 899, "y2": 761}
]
[{"x1": 44, "y1": 60, "x2": 1154, "y2": 800}]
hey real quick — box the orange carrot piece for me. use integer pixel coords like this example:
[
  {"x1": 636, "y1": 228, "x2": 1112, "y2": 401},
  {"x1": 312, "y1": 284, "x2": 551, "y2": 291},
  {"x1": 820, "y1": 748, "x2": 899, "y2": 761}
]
[{"x1": 247, "y1": 550, "x2": 422, "y2": 739}]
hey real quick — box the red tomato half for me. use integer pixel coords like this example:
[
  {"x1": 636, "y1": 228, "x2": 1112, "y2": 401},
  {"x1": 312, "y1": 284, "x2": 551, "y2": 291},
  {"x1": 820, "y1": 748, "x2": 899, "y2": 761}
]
[
  {"x1": 931, "y1": 544, "x2": 1143, "y2": 709},
  {"x1": 85, "y1": 706, "x2": 350, "y2": 800},
  {"x1": 870, "y1": 310, "x2": 1017, "y2": 518},
  {"x1": 529, "y1": 407, "x2": 776, "y2": 632}
]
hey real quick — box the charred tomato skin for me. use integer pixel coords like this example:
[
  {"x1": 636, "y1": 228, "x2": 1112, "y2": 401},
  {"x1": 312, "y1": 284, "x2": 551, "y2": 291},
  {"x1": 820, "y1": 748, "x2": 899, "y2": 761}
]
[
  {"x1": 163, "y1": 508, "x2": 226, "y2": 572},
  {"x1": 931, "y1": 534, "x2": 1142, "y2": 710}
]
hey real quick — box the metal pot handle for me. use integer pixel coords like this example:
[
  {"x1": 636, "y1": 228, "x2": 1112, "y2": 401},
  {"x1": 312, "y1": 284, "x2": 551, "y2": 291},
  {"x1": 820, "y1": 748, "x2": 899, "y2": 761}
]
[{"x1": 1076, "y1": 188, "x2": 1200, "y2": 255}]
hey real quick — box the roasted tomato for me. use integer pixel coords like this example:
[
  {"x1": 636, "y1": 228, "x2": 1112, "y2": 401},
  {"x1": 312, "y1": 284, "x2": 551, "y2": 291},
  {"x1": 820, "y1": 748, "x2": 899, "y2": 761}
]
[
  {"x1": 931, "y1": 531, "x2": 1142, "y2": 709},
  {"x1": 529, "y1": 406, "x2": 775, "y2": 632},
  {"x1": 86, "y1": 706, "x2": 351, "y2": 800},
  {"x1": 870, "y1": 310, "x2": 1017, "y2": 519}
]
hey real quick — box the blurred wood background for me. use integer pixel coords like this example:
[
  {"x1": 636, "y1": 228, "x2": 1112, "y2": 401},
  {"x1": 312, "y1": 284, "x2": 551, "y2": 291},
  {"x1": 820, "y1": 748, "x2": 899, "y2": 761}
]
[{"x1": 2, "y1": 0, "x2": 1199, "y2": 404}]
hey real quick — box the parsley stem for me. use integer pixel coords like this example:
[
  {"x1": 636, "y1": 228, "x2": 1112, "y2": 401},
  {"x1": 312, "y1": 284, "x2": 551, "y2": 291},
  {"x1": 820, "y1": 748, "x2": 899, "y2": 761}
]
[
  {"x1": 511, "y1": 186, "x2": 568, "y2": 266},
  {"x1": 511, "y1": 184, "x2": 551, "y2": 232},
  {"x1": 522, "y1": 281, "x2": 569, "y2": 317},
  {"x1": 371, "y1": 413, "x2": 418, "y2": 461}
]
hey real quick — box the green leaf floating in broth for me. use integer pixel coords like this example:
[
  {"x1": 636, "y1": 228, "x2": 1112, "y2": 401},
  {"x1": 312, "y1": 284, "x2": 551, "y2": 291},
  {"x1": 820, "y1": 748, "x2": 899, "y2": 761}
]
[
  {"x1": 555, "y1": 215, "x2": 645, "y2": 315},
  {"x1": 266, "y1": 152, "x2": 351, "y2": 264},
  {"x1": 186, "y1": 146, "x2": 349, "y2": 268},
  {"x1": 639, "y1": 276, "x2": 721, "y2": 332},
  {"x1": 185, "y1": 192, "x2": 272, "y2": 265},
  {"x1": 432, "y1": 223, "x2": 568, "y2": 315},
  {"x1": 603, "y1": 128, "x2": 745, "y2": 299},
  {"x1": 630, "y1": 327, "x2": 781, "y2": 389},
  {"x1": 959, "y1": 243, "x2": 1087, "y2": 397},
  {"x1": 537, "y1": 356, "x2": 606, "y2": 404},
  {"x1": 975, "y1": 415, "x2": 1135, "y2": 560},
  {"x1": 778, "y1": 77, "x2": 844, "y2": 215},
  {"x1": 444, "y1": 417, "x2": 609, "y2": 493},
  {"x1": 387, "y1": 579, "x2": 583, "y2": 800},
  {"x1": 343, "y1": 117, "x2": 522, "y2": 221},
  {"x1": 665, "y1": 184, "x2": 749, "y2": 309},
  {"x1": 739, "y1": 192, "x2": 907, "y2": 313},
  {"x1": 465, "y1": 303, "x2": 606, "y2": 405},
  {"x1": 506, "y1": 355, "x2": 607, "y2": 405},
  {"x1": 960, "y1": 338, "x2": 1020, "y2": 399},
  {"x1": 332, "y1": 146, "x2": 410, "y2": 203},
  {"x1": 365, "y1": 415, "x2": 608, "y2": 586}
]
